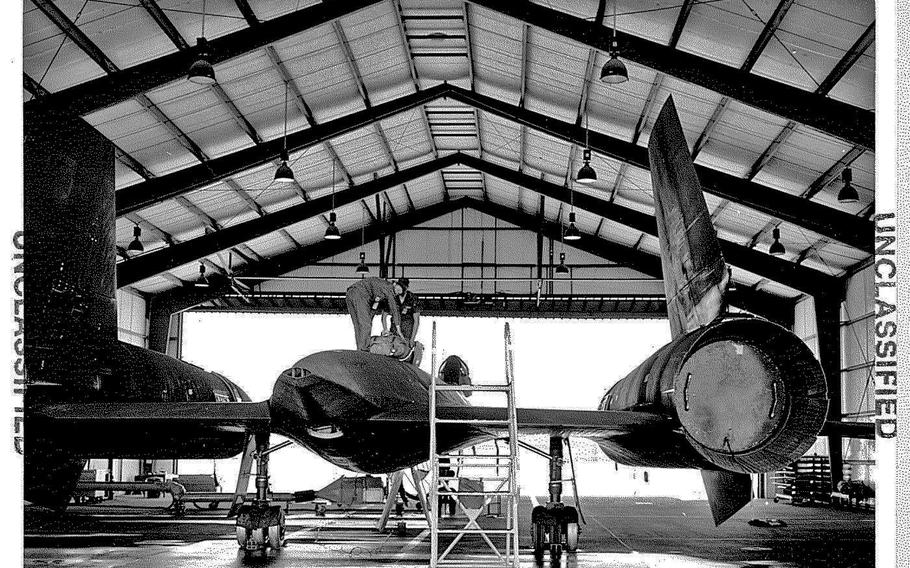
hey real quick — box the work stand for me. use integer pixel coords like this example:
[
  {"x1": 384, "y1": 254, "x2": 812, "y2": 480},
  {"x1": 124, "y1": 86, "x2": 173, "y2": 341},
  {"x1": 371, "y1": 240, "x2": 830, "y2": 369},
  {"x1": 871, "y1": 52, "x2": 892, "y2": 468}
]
[{"x1": 428, "y1": 322, "x2": 521, "y2": 568}]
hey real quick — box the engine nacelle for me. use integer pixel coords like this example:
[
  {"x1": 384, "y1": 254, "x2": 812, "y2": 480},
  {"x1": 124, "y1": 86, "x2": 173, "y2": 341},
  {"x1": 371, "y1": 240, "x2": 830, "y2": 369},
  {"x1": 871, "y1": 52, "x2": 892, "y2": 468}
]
[{"x1": 599, "y1": 317, "x2": 828, "y2": 473}]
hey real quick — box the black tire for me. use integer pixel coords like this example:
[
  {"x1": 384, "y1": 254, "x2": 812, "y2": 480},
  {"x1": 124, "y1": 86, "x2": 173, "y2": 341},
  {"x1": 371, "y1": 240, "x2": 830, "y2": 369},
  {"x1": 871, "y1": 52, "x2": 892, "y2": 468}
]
[
  {"x1": 532, "y1": 523, "x2": 545, "y2": 559},
  {"x1": 565, "y1": 522, "x2": 578, "y2": 552}
]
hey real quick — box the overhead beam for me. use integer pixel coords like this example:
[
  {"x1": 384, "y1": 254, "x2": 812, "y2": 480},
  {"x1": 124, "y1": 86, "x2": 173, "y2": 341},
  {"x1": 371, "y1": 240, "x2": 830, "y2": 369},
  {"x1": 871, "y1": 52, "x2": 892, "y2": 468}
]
[
  {"x1": 468, "y1": 0, "x2": 873, "y2": 149},
  {"x1": 146, "y1": 199, "x2": 467, "y2": 320},
  {"x1": 803, "y1": 145, "x2": 866, "y2": 200},
  {"x1": 116, "y1": 84, "x2": 871, "y2": 252},
  {"x1": 121, "y1": 151, "x2": 836, "y2": 297},
  {"x1": 445, "y1": 86, "x2": 872, "y2": 252},
  {"x1": 116, "y1": 83, "x2": 448, "y2": 215},
  {"x1": 117, "y1": 153, "x2": 461, "y2": 287},
  {"x1": 233, "y1": 0, "x2": 260, "y2": 27},
  {"x1": 692, "y1": 0, "x2": 796, "y2": 159},
  {"x1": 464, "y1": 198, "x2": 794, "y2": 325},
  {"x1": 669, "y1": 0, "x2": 696, "y2": 48},
  {"x1": 26, "y1": 0, "x2": 384, "y2": 118},
  {"x1": 747, "y1": 21, "x2": 874, "y2": 181},
  {"x1": 460, "y1": 154, "x2": 837, "y2": 296},
  {"x1": 817, "y1": 22, "x2": 875, "y2": 96}
]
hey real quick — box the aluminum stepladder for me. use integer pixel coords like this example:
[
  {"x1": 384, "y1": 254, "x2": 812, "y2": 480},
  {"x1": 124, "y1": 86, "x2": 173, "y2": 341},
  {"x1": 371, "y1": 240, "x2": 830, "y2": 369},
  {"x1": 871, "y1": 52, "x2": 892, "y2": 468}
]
[{"x1": 429, "y1": 322, "x2": 520, "y2": 568}]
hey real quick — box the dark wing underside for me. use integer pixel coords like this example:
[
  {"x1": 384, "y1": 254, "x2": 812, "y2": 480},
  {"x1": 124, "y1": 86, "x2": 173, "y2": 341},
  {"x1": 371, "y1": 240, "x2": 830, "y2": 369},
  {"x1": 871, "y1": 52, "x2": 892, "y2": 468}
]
[
  {"x1": 33, "y1": 401, "x2": 272, "y2": 431},
  {"x1": 369, "y1": 405, "x2": 672, "y2": 438}
]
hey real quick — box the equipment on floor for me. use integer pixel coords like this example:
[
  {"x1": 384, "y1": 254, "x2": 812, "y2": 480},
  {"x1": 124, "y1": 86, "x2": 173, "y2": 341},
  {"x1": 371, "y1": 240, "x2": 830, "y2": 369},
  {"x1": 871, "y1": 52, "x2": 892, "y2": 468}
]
[{"x1": 773, "y1": 455, "x2": 831, "y2": 506}]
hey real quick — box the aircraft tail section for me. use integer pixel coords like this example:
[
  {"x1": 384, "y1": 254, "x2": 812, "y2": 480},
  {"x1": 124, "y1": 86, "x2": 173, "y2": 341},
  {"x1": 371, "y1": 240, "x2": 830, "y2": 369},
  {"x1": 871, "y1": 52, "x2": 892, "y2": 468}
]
[
  {"x1": 648, "y1": 97, "x2": 728, "y2": 338},
  {"x1": 701, "y1": 470, "x2": 752, "y2": 526}
]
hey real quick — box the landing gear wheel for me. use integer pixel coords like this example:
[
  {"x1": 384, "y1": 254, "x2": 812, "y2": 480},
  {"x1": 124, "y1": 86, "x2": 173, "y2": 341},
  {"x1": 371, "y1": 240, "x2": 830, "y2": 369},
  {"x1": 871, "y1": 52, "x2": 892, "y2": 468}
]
[
  {"x1": 532, "y1": 522, "x2": 545, "y2": 559},
  {"x1": 268, "y1": 524, "x2": 284, "y2": 549},
  {"x1": 565, "y1": 522, "x2": 579, "y2": 552},
  {"x1": 236, "y1": 526, "x2": 248, "y2": 547},
  {"x1": 251, "y1": 528, "x2": 267, "y2": 547}
]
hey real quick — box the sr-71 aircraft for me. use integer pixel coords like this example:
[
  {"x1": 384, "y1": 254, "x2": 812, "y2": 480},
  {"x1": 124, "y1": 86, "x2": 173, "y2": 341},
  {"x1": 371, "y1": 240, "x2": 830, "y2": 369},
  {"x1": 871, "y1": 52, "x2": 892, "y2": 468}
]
[{"x1": 25, "y1": 98, "x2": 871, "y2": 554}]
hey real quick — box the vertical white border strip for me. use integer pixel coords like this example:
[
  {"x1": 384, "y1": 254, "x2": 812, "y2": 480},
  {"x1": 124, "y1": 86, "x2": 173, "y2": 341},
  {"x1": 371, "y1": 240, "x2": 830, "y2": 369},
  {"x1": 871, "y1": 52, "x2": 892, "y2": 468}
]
[
  {"x1": 2, "y1": 0, "x2": 24, "y2": 565},
  {"x1": 881, "y1": 3, "x2": 899, "y2": 568}
]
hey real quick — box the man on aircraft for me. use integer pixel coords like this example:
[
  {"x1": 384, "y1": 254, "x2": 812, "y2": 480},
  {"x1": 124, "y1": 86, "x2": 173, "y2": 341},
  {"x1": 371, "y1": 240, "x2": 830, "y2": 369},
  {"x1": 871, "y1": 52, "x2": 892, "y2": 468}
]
[
  {"x1": 383, "y1": 278, "x2": 421, "y2": 341},
  {"x1": 345, "y1": 277, "x2": 403, "y2": 351}
]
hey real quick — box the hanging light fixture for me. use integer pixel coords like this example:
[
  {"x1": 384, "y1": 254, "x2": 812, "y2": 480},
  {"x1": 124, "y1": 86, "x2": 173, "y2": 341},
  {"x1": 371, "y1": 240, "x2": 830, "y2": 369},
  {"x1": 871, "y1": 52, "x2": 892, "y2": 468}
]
[
  {"x1": 356, "y1": 251, "x2": 369, "y2": 274},
  {"x1": 565, "y1": 186, "x2": 581, "y2": 241},
  {"x1": 274, "y1": 82, "x2": 295, "y2": 184},
  {"x1": 837, "y1": 167, "x2": 858, "y2": 203},
  {"x1": 769, "y1": 227, "x2": 785, "y2": 256},
  {"x1": 127, "y1": 225, "x2": 144, "y2": 253},
  {"x1": 565, "y1": 213, "x2": 581, "y2": 241},
  {"x1": 355, "y1": 207, "x2": 368, "y2": 273},
  {"x1": 727, "y1": 266, "x2": 737, "y2": 292},
  {"x1": 555, "y1": 252, "x2": 570, "y2": 275},
  {"x1": 576, "y1": 149, "x2": 597, "y2": 184},
  {"x1": 576, "y1": 102, "x2": 597, "y2": 184},
  {"x1": 188, "y1": 1, "x2": 216, "y2": 85},
  {"x1": 193, "y1": 263, "x2": 210, "y2": 287},
  {"x1": 600, "y1": 1, "x2": 629, "y2": 84},
  {"x1": 324, "y1": 159, "x2": 341, "y2": 240}
]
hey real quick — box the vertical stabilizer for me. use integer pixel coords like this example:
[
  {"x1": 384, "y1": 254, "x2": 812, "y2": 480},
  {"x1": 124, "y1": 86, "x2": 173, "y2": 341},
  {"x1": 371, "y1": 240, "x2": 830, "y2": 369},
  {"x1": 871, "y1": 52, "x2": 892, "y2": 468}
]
[
  {"x1": 648, "y1": 97, "x2": 728, "y2": 338},
  {"x1": 701, "y1": 470, "x2": 753, "y2": 525}
]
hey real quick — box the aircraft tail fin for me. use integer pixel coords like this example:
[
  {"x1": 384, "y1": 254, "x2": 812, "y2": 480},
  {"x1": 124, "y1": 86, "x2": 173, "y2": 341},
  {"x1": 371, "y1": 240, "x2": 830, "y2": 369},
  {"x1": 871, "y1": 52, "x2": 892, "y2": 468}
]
[
  {"x1": 647, "y1": 97, "x2": 728, "y2": 338},
  {"x1": 701, "y1": 470, "x2": 752, "y2": 525}
]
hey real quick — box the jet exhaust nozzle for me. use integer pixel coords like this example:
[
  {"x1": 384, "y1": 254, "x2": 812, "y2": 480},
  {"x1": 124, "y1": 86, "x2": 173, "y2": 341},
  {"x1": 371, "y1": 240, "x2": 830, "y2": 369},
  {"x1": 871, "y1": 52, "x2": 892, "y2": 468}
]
[{"x1": 672, "y1": 318, "x2": 828, "y2": 473}]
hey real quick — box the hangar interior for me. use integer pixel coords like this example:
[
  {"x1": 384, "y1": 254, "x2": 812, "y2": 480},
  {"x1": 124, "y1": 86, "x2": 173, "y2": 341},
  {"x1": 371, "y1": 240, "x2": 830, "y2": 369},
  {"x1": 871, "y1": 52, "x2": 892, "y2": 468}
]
[{"x1": 23, "y1": 0, "x2": 877, "y2": 566}]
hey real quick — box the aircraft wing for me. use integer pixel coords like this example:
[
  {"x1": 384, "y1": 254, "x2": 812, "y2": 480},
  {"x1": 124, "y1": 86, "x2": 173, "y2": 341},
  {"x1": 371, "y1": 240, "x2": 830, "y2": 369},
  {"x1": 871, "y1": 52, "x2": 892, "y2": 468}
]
[
  {"x1": 648, "y1": 97, "x2": 729, "y2": 338},
  {"x1": 369, "y1": 405, "x2": 672, "y2": 438},
  {"x1": 30, "y1": 401, "x2": 272, "y2": 434}
]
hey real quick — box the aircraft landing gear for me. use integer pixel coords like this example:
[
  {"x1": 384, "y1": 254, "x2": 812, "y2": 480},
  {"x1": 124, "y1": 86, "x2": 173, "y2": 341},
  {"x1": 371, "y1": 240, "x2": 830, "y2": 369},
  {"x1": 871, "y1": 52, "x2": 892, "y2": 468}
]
[
  {"x1": 530, "y1": 436, "x2": 581, "y2": 560},
  {"x1": 235, "y1": 433, "x2": 286, "y2": 554}
]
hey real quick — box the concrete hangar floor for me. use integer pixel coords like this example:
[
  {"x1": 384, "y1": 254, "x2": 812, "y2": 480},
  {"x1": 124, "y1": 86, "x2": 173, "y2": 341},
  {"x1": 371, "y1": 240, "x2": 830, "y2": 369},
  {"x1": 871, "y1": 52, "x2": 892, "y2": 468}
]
[{"x1": 25, "y1": 496, "x2": 873, "y2": 568}]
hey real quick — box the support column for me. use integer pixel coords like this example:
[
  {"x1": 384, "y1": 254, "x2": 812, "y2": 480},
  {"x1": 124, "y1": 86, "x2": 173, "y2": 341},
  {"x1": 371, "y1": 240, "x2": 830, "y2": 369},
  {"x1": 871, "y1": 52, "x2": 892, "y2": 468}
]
[{"x1": 815, "y1": 294, "x2": 843, "y2": 487}]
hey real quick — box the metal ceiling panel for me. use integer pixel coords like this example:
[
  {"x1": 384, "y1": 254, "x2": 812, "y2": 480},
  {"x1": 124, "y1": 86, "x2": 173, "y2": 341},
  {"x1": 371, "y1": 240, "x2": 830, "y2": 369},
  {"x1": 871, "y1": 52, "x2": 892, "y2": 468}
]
[
  {"x1": 249, "y1": 0, "x2": 320, "y2": 21},
  {"x1": 828, "y1": 40, "x2": 874, "y2": 110},
  {"x1": 586, "y1": 61, "x2": 658, "y2": 141},
  {"x1": 751, "y1": 1, "x2": 874, "y2": 94},
  {"x1": 115, "y1": 159, "x2": 146, "y2": 188},
  {"x1": 523, "y1": 129, "x2": 571, "y2": 178},
  {"x1": 24, "y1": 0, "x2": 107, "y2": 93},
  {"x1": 471, "y1": 9, "x2": 523, "y2": 99},
  {"x1": 155, "y1": 0, "x2": 249, "y2": 43},
  {"x1": 339, "y1": 5, "x2": 414, "y2": 105},
  {"x1": 144, "y1": 81, "x2": 255, "y2": 159},
  {"x1": 271, "y1": 27, "x2": 365, "y2": 123},
  {"x1": 637, "y1": 76, "x2": 726, "y2": 148},
  {"x1": 61, "y1": 0, "x2": 178, "y2": 69},
  {"x1": 674, "y1": 0, "x2": 777, "y2": 69},
  {"x1": 524, "y1": 30, "x2": 588, "y2": 124}
]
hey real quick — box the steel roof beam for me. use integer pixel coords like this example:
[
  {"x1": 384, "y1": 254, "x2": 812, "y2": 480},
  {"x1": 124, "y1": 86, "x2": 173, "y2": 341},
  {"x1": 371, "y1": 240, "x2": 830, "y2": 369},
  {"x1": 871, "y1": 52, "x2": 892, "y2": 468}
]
[
  {"x1": 468, "y1": 0, "x2": 872, "y2": 149},
  {"x1": 117, "y1": 153, "x2": 462, "y2": 287},
  {"x1": 26, "y1": 0, "x2": 383, "y2": 118},
  {"x1": 264, "y1": 46, "x2": 353, "y2": 187},
  {"x1": 116, "y1": 83, "x2": 871, "y2": 252},
  {"x1": 668, "y1": 0, "x2": 696, "y2": 48},
  {"x1": 460, "y1": 154, "x2": 837, "y2": 296},
  {"x1": 147, "y1": 198, "x2": 466, "y2": 315},
  {"x1": 446, "y1": 86, "x2": 871, "y2": 252},
  {"x1": 233, "y1": 0, "x2": 260, "y2": 27},
  {"x1": 464, "y1": 198, "x2": 794, "y2": 325},
  {"x1": 116, "y1": 83, "x2": 448, "y2": 215},
  {"x1": 691, "y1": 0, "x2": 796, "y2": 160},
  {"x1": 803, "y1": 145, "x2": 866, "y2": 200},
  {"x1": 748, "y1": 22, "x2": 874, "y2": 181},
  {"x1": 121, "y1": 151, "x2": 837, "y2": 296}
]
